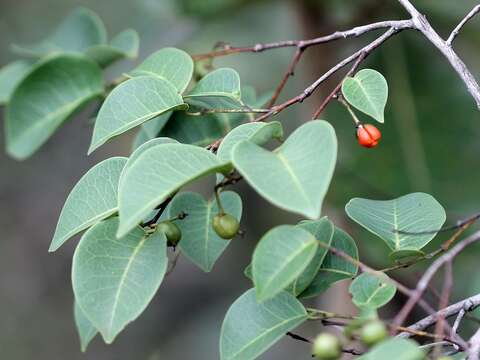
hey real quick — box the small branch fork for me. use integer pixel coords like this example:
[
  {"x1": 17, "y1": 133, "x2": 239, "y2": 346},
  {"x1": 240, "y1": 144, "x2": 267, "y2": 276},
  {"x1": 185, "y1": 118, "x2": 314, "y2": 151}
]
[{"x1": 194, "y1": 0, "x2": 480, "y2": 132}]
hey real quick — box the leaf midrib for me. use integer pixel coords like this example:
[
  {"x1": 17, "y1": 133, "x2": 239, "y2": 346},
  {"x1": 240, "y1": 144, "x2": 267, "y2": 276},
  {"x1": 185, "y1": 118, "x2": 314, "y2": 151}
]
[{"x1": 107, "y1": 233, "x2": 148, "y2": 337}]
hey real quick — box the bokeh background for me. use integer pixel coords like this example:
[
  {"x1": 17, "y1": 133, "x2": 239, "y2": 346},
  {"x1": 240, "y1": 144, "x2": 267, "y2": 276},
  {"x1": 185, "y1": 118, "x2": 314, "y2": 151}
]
[{"x1": 1, "y1": 0, "x2": 480, "y2": 359}]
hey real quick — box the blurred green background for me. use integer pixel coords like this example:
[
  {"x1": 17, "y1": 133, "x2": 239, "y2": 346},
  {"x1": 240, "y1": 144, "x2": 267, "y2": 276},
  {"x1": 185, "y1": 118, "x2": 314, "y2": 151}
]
[{"x1": 1, "y1": 0, "x2": 479, "y2": 359}]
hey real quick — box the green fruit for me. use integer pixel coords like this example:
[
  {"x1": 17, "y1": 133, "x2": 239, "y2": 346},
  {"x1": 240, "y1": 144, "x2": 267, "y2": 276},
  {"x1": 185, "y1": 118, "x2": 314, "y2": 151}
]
[
  {"x1": 157, "y1": 221, "x2": 182, "y2": 246},
  {"x1": 312, "y1": 333, "x2": 341, "y2": 360},
  {"x1": 360, "y1": 320, "x2": 388, "y2": 347},
  {"x1": 212, "y1": 213, "x2": 239, "y2": 239},
  {"x1": 437, "y1": 357, "x2": 453, "y2": 360}
]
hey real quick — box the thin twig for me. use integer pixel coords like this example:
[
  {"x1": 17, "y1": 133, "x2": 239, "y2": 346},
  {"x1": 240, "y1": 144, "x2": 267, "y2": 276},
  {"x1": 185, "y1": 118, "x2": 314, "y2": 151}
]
[
  {"x1": 398, "y1": 293, "x2": 480, "y2": 337},
  {"x1": 397, "y1": 0, "x2": 480, "y2": 109},
  {"x1": 267, "y1": 47, "x2": 304, "y2": 108},
  {"x1": 433, "y1": 261, "x2": 453, "y2": 358},
  {"x1": 192, "y1": 20, "x2": 413, "y2": 60},
  {"x1": 253, "y1": 26, "x2": 407, "y2": 122},
  {"x1": 447, "y1": 4, "x2": 480, "y2": 46},
  {"x1": 312, "y1": 51, "x2": 366, "y2": 119},
  {"x1": 392, "y1": 229, "x2": 480, "y2": 330}
]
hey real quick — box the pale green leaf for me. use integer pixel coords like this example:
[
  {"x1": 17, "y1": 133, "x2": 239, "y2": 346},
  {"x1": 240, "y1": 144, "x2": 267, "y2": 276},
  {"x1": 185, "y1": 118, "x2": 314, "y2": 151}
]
[
  {"x1": 160, "y1": 111, "x2": 225, "y2": 146},
  {"x1": 345, "y1": 192, "x2": 446, "y2": 253},
  {"x1": 358, "y1": 338, "x2": 424, "y2": 360},
  {"x1": 300, "y1": 227, "x2": 358, "y2": 299},
  {"x1": 86, "y1": 29, "x2": 139, "y2": 68},
  {"x1": 74, "y1": 302, "x2": 97, "y2": 352},
  {"x1": 287, "y1": 218, "x2": 334, "y2": 296},
  {"x1": 342, "y1": 69, "x2": 388, "y2": 123},
  {"x1": 217, "y1": 121, "x2": 283, "y2": 164},
  {"x1": 220, "y1": 289, "x2": 308, "y2": 360},
  {"x1": 6, "y1": 54, "x2": 103, "y2": 160},
  {"x1": 88, "y1": 76, "x2": 186, "y2": 154},
  {"x1": 0, "y1": 60, "x2": 32, "y2": 104},
  {"x1": 252, "y1": 225, "x2": 318, "y2": 302},
  {"x1": 131, "y1": 47, "x2": 193, "y2": 94},
  {"x1": 184, "y1": 68, "x2": 242, "y2": 109},
  {"x1": 232, "y1": 120, "x2": 337, "y2": 219},
  {"x1": 131, "y1": 112, "x2": 173, "y2": 151},
  {"x1": 12, "y1": 7, "x2": 107, "y2": 57},
  {"x1": 349, "y1": 273, "x2": 396, "y2": 309},
  {"x1": 118, "y1": 143, "x2": 228, "y2": 237},
  {"x1": 49, "y1": 157, "x2": 127, "y2": 252},
  {"x1": 72, "y1": 217, "x2": 168, "y2": 343},
  {"x1": 168, "y1": 191, "x2": 242, "y2": 272},
  {"x1": 120, "y1": 137, "x2": 178, "y2": 188}
]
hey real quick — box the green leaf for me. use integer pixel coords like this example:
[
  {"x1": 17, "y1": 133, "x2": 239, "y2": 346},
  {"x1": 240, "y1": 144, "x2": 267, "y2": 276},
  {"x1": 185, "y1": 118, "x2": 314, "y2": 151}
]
[
  {"x1": 118, "y1": 143, "x2": 228, "y2": 237},
  {"x1": 299, "y1": 227, "x2": 358, "y2": 299},
  {"x1": 168, "y1": 191, "x2": 242, "y2": 272},
  {"x1": 184, "y1": 68, "x2": 242, "y2": 109},
  {"x1": 131, "y1": 112, "x2": 173, "y2": 150},
  {"x1": 288, "y1": 218, "x2": 335, "y2": 296},
  {"x1": 72, "y1": 217, "x2": 168, "y2": 343},
  {"x1": 12, "y1": 7, "x2": 107, "y2": 57},
  {"x1": 121, "y1": 137, "x2": 178, "y2": 187},
  {"x1": 342, "y1": 69, "x2": 388, "y2": 123},
  {"x1": 345, "y1": 192, "x2": 446, "y2": 254},
  {"x1": 160, "y1": 111, "x2": 224, "y2": 146},
  {"x1": 252, "y1": 225, "x2": 318, "y2": 302},
  {"x1": 220, "y1": 289, "x2": 308, "y2": 360},
  {"x1": 74, "y1": 302, "x2": 97, "y2": 352},
  {"x1": 6, "y1": 54, "x2": 103, "y2": 160},
  {"x1": 358, "y1": 338, "x2": 424, "y2": 360},
  {"x1": 86, "y1": 29, "x2": 139, "y2": 68},
  {"x1": 88, "y1": 76, "x2": 186, "y2": 154},
  {"x1": 349, "y1": 273, "x2": 396, "y2": 309},
  {"x1": 217, "y1": 121, "x2": 283, "y2": 164},
  {"x1": 232, "y1": 120, "x2": 337, "y2": 219},
  {"x1": 49, "y1": 157, "x2": 127, "y2": 252},
  {"x1": 0, "y1": 60, "x2": 32, "y2": 105},
  {"x1": 131, "y1": 47, "x2": 193, "y2": 94}
]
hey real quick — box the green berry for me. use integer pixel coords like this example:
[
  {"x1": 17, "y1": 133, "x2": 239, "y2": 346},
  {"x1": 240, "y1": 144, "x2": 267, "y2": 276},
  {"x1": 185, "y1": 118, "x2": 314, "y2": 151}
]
[
  {"x1": 312, "y1": 333, "x2": 341, "y2": 360},
  {"x1": 212, "y1": 213, "x2": 239, "y2": 239},
  {"x1": 360, "y1": 320, "x2": 388, "y2": 347},
  {"x1": 157, "y1": 221, "x2": 182, "y2": 246}
]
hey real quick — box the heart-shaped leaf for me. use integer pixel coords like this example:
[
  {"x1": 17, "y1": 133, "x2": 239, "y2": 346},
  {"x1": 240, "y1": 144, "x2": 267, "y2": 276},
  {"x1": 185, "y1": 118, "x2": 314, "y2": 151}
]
[
  {"x1": 345, "y1": 192, "x2": 446, "y2": 254},
  {"x1": 342, "y1": 69, "x2": 388, "y2": 123},
  {"x1": 349, "y1": 273, "x2": 396, "y2": 309},
  {"x1": 6, "y1": 54, "x2": 103, "y2": 160},
  {"x1": 118, "y1": 143, "x2": 228, "y2": 237},
  {"x1": 232, "y1": 120, "x2": 337, "y2": 219},
  {"x1": 12, "y1": 7, "x2": 107, "y2": 57},
  {"x1": 131, "y1": 47, "x2": 193, "y2": 94},
  {"x1": 88, "y1": 76, "x2": 186, "y2": 154},
  {"x1": 299, "y1": 227, "x2": 358, "y2": 299},
  {"x1": 220, "y1": 289, "x2": 308, "y2": 360},
  {"x1": 168, "y1": 191, "x2": 242, "y2": 272},
  {"x1": 74, "y1": 302, "x2": 97, "y2": 352},
  {"x1": 358, "y1": 338, "x2": 424, "y2": 360},
  {"x1": 0, "y1": 60, "x2": 32, "y2": 105},
  {"x1": 184, "y1": 68, "x2": 242, "y2": 109},
  {"x1": 252, "y1": 225, "x2": 318, "y2": 302},
  {"x1": 287, "y1": 218, "x2": 334, "y2": 296},
  {"x1": 72, "y1": 217, "x2": 168, "y2": 343},
  {"x1": 86, "y1": 29, "x2": 139, "y2": 68},
  {"x1": 49, "y1": 157, "x2": 127, "y2": 252},
  {"x1": 217, "y1": 121, "x2": 283, "y2": 164}
]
